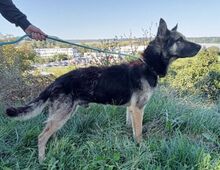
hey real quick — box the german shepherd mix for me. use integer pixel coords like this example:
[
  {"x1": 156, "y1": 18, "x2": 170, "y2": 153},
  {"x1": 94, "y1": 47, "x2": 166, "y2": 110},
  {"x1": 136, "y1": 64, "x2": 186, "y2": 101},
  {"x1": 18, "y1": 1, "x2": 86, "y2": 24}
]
[{"x1": 6, "y1": 19, "x2": 201, "y2": 162}]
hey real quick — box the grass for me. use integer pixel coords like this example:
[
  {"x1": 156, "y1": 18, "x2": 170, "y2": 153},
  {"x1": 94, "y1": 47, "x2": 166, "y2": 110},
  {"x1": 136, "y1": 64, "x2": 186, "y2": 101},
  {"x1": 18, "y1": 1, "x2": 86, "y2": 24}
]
[
  {"x1": 0, "y1": 88, "x2": 220, "y2": 169},
  {"x1": 40, "y1": 65, "x2": 77, "y2": 77}
]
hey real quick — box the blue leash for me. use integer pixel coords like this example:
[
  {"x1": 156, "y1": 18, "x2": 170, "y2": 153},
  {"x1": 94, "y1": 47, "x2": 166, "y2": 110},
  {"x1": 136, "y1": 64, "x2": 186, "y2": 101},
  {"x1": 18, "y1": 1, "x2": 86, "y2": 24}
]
[
  {"x1": 0, "y1": 35, "x2": 137, "y2": 58},
  {"x1": 0, "y1": 35, "x2": 28, "y2": 46}
]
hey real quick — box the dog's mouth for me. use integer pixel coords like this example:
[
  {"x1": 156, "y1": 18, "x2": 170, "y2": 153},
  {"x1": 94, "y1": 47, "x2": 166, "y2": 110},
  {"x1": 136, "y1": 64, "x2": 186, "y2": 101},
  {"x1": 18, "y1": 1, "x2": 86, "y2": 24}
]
[
  {"x1": 179, "y1": 43, "x2": 201, "y2": 58},
  {"x1": 190, "y1": 43, "x2": 201, "y2": 56}
]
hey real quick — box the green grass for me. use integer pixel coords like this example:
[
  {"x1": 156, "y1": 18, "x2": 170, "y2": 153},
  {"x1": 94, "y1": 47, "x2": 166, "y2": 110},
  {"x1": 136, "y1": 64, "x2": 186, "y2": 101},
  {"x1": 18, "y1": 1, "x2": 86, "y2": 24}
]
[
  {"x1": 0, "y1": 88, "x2": 220, "y2": 169},
  {"x1": 41, "y1": 66, "x2": 77, "y2": 77}
]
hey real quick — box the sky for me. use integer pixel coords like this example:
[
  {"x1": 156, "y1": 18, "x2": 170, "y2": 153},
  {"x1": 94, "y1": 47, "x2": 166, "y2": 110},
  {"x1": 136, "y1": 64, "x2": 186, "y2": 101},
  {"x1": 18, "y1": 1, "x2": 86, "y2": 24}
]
[{"x1": 0, "y1": 0, "x2": 220, "y2": 39}]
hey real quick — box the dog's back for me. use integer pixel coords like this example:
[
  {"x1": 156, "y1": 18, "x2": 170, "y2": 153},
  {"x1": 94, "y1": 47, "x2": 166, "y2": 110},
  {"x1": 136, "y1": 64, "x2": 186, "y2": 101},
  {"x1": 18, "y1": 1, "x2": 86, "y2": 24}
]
[{"x1": 6, "y1": 62, "x2": 154, "y2": 120}]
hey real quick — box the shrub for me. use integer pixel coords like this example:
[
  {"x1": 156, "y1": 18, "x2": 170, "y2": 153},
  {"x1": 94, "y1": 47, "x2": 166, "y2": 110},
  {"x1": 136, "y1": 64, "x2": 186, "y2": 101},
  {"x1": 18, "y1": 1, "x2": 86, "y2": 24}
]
[
  {"x1": 0, "y1": 46, "x2": 53, "y2": 106},
  {"x1": 164, "y1": 47, "x2": 220, "y2": 100},
  {"x1": 195, "y1": 71, "x2": 220, "y2": 100}
]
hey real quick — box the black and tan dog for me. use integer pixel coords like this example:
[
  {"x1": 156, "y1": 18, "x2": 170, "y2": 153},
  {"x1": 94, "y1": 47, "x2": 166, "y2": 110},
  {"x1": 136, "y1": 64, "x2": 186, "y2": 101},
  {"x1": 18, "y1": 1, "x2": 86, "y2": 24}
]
[{"x1": 6, "y1": 18, "x2": 201, "y2": 162}]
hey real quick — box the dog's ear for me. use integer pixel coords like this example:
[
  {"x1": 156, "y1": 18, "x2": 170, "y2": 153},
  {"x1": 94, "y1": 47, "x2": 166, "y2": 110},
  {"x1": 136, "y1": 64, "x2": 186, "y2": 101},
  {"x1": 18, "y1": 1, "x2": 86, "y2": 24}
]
[
  {"x1": 157, "y1": 18, "x2": 168, "y2": 38},
  {"x1": 171, "y1": 24, "x2": 178, "y2": 31}
]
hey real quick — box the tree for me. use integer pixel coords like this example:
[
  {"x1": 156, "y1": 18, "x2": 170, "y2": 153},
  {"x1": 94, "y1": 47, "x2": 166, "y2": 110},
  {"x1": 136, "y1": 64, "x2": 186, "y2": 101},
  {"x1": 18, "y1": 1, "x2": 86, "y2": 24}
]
[{"x1": 0, "y1": 42, "x2": 37, "y2": 72}]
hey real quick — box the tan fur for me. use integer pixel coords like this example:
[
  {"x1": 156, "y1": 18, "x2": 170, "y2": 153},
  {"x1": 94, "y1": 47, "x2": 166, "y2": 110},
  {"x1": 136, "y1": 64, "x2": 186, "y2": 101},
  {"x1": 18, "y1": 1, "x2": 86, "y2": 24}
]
[
  {"x1": 38, "y1": 95, "x2": 78, "y2": 163},
  {"x1": 129, "y1": 105, "x2": 144, "y2": 143},
  {"x1": 15, "y1": 100, "x2": 47, "y2": 121},
  {"x1": 36, "y1": 79, "x2": 154, "y2": 162},
  {"x1": 126, "y1": 79, "x2": 155, "y2": 143},
  {"x1": 126, "y1": 107, "x2": 132, "y2": 126},
  {"x1": 36, "y1": 80, "x2": 154, "y2": 162}
]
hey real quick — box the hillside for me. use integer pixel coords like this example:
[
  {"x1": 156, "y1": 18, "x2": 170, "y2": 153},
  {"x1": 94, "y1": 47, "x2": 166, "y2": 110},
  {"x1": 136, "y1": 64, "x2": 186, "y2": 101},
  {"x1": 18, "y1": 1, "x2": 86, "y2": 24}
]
[
  {"x1": 0, "y1": 33, "x2": 219, "y2": 169},
  {"x1": 0, "y1": 88, "x2": 220, "y2": 169},
  {"x1": 188, "y1": 37, "x2": 220, "y2": 44}
]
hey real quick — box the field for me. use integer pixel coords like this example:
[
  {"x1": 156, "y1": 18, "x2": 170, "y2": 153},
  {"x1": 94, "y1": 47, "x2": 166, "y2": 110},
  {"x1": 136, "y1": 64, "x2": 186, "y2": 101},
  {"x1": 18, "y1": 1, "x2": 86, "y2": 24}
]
[
  {"x1": 0, "y1": 35, "x2": 219, "y2": 169},
  {"x1": 1, "y1": 87, "x2": 220, "y2": 169}
]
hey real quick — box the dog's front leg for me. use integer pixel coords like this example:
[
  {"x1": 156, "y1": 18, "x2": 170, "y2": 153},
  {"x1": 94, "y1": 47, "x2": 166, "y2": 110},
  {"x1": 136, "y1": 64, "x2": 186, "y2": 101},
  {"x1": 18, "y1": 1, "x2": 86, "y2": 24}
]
[
  {"x1": 129, "y1": 105, "x2": 144, "y2": 144},
  {"x1": 126, "y1": 107, "x2": 132, "y2": 126}
]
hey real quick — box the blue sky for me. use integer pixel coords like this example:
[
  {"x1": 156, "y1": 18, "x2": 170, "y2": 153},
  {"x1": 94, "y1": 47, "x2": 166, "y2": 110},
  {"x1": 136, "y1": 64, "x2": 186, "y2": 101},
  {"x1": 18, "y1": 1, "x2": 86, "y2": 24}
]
[{"x1": 0, "y1": 0, "x2": 220, "y2": 39}]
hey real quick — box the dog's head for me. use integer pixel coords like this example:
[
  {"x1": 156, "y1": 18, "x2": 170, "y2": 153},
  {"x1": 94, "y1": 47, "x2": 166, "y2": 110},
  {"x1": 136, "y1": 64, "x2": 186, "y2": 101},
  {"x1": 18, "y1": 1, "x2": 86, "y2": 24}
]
[
  {"x1": 151, "y1": 18, "x2": 201, "y2": 59},
  {"x1": 143, "y1": 18, "x2": 201, "y2": 77}
]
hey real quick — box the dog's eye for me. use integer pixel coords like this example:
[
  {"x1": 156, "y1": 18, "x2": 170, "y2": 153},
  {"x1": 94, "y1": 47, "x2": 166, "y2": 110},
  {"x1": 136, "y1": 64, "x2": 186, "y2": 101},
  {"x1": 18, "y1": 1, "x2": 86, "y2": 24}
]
[{"x1": 177, "y1": 37, "x2": 183, "y2": 42}]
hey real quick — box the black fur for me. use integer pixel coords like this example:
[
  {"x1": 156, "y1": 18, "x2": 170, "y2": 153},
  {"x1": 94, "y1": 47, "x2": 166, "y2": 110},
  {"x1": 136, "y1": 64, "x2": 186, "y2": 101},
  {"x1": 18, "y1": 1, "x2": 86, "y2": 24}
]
[
  {"x1": 6, "y1": 59, "x2": 158, "y2": 117},
  {"x1": 43, "y1": 62, "x2": 157, "y2": 106},
  {"x1": 6, "y1": 106, "x2": 31, "y2": 117},
  {"x1": 143, "y1": 44, "x2": 169, "y2": 77},
  {"x1": 6, "y1": 18, "x2": 201, "y2": 118}
]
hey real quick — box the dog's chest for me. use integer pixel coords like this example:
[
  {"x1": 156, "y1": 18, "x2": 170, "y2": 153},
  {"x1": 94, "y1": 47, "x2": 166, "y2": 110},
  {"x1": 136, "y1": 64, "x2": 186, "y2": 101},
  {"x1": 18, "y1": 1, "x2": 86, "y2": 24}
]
[{"x1": 130, "y1": 79, "x2": 154, "y2": 108}]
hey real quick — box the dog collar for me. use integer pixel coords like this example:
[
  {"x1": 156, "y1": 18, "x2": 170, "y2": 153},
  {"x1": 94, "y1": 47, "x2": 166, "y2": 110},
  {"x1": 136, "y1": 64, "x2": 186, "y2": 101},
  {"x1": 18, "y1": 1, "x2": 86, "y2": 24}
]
[
  {"x1": 138, "y1": 58, "x2": 146, "y2": 64},
  {"x1": 139, "y1": 58, "x2": 158, "y2": 77}
]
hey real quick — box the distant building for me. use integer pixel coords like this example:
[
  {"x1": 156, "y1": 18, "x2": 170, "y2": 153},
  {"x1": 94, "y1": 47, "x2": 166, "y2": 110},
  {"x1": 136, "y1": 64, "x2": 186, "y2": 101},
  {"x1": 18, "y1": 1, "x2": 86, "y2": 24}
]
[
  {"x1": 83, "y1": 52, "x2": 97, "y2": 58},
  {"x1": 119, "y1": 45, "x2": 146, "y2": 53},
  {"x1": 34, "y1": 48, "x2": 79, "y2": 57}
]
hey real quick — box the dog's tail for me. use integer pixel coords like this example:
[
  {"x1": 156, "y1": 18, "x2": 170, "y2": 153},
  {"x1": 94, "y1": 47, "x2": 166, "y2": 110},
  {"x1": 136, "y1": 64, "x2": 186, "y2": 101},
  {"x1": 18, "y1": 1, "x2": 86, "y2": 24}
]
[{"x1": 6, "y1": 84, "x2": 53, "y2": 120}]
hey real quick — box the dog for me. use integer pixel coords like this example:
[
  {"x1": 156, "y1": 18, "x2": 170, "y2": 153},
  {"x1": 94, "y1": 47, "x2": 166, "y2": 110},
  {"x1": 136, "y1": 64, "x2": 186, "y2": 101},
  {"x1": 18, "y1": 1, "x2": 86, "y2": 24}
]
[{"x1": 5, "y1": 18, "x2": 201, "y2": 162}]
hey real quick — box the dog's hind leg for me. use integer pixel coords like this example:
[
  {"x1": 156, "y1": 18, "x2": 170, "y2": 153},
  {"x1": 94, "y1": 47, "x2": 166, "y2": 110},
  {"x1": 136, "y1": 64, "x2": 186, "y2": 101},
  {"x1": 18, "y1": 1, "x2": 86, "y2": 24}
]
[{"x1": 38, "y1": 95, "x2": 77, "y2": 163}]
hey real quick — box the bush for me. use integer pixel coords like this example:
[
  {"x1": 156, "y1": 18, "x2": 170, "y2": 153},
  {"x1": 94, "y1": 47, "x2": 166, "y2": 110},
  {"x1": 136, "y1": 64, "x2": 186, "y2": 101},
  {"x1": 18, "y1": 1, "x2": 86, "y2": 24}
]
[
  {"x1": 0, "y1": 43, "x2": 37, "y2": 72},
  {"x1": 195, "y1": 71, "x2": 220, "y2": 100},
  {"x1": 0, "y1": 46, "x2": 53, "y2": 106},
  {"x1": 164, "y1": 47, "x2": 220, "y2": 100}
]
